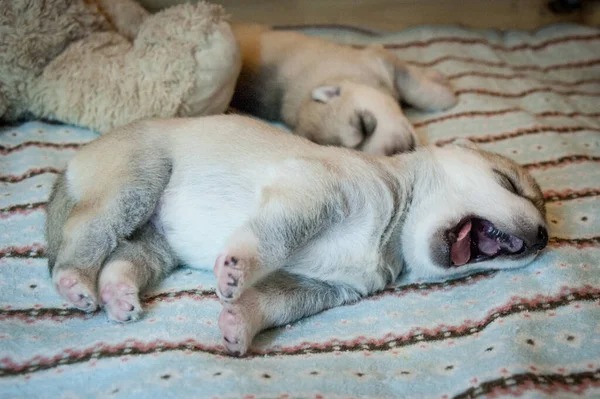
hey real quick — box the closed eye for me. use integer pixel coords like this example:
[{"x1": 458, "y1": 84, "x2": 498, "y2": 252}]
[{"x1": 493, "y1": 169, "x2": 518, "y2": 194}]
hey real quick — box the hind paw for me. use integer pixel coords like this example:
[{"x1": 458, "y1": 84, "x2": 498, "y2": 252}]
[
  {"x1": 218, "y1": 305, "x2": 254, "y2": 356},
  {"x1": 53, "y1": 270, "x2": 98, "y2": 313},
  {"x1": 217, "y1": 289, "x2": 263, "y2": 356},
  {"x1": 101, "y1": 282, "x2": 142, "y2": 323}
]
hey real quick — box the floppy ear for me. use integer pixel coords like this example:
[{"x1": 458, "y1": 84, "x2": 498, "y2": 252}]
[
  {"x1": 452, "y1": 138, "x2": 480, "y2": 150},
  {"x1": 311, "y1": 86, "x2": 341, "y2": 103},
  {"x1": 354, "y1": 110, "x2": 378, "y2": 137}
]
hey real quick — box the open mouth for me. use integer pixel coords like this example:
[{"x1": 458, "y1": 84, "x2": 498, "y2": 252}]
[{"x1": 449, "y1": 218, "x2": 525, "y2": 266}]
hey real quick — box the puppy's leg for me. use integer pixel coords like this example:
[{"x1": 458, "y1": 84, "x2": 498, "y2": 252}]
[
  {"x1": 218, "y1": 271, "x2": 361, "y2": 356},
  {"x1": 395, "y1": 63, "x2": 458, "y2": 111},
  {"x1": 98, "y1": 223, "x2": 178, "y2": 323},
  {"x1": 47, "y1": 153, "x2": 172, "y2": 312},
  {"x1": 46, "y1": 175, "x2": 98, "y2": 312},
  {"x1": 214, "y1": 176, "x2": 345, "y2": 302}
]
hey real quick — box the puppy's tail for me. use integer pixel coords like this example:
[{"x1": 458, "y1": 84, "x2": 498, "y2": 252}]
[{"x1": 46, "y1": 174, "x2": 77, "y2": 272}]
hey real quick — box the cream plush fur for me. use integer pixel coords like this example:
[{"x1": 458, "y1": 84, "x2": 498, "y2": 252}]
[{"x1": 0, "y1": 0, "x2": 241, "y2": 132}]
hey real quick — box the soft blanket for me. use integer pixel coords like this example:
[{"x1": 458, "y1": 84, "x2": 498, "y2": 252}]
[{"x1": 1, "y1": 23, "x2": 599, "y2": 399}]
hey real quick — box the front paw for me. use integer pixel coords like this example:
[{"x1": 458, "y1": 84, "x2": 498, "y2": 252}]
[
  {"x1": 214, "y1": 254, "x2": 252, "y2": 303},
  {"x1": 424, "y1": 69, "x2": 458, "y2": 110}
]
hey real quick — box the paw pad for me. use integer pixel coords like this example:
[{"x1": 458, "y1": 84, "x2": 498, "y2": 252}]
[
  {"x1": 100, "y1": 283, "x2": 141, "y2": 323},
  {"x1": 214, "y1": 255, "x2": 247, "y2": 302},
  {"x1": 218, "y1": 306, "x2": 252, "y2": 356},
  {"x1": 53, "y1": 271, "x2": 98, "y2": 313}
]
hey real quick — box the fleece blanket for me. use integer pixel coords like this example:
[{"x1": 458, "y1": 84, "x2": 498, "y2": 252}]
[{"x1": 1, "y1": 23, "x2": 599, "y2": 399}]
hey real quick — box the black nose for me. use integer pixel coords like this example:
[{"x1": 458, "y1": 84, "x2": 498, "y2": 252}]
[{"x1": 531, "y1": 226, "x2": 548, "y2": 251}]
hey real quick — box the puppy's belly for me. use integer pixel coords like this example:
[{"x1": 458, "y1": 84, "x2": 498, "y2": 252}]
[{"x1": 152, "y1": 174, "x2": 255, "y2": 270}]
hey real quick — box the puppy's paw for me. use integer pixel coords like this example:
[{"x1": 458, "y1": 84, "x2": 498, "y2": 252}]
[
  {"x1": 423, "y1": 69, "x2": 458, "y2": 110},
  {"x1": 218, "y1": 299, "x2": 262, "y2": 356},
  {"x1": 53, "y1": 269, "x2": 98, "y2": 312},
  {"x1": 101, "y1": 282, "x2": 142, "y2": 323},
  {"x1": 424, "y1": 69, "x2": 450, "y2": 86},
  {"x1": 363, "y1": 117, "x2": 417, "y2": 155},
  {"x1": 214, "y1": 254, "x2": 252, "y2": 303}
]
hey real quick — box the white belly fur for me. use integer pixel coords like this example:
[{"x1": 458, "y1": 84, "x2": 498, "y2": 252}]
[
  {"x1": 153, "y1": 162, "x2": 258, "y2": 270},
  {"x1": 147, "y1": 115, "x2": 291, "y2": 270},
  {"x1": 155, "y1": 180, "x2": 386, "y2": 293},
  {"x1": 144, "y1": 116, "x2": 391, "y2": 292},
  {"x1": 153, "y1": 163, "x2": 388, "y2": 293}
]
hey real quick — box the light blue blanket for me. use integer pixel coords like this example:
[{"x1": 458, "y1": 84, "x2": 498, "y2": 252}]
[{"x1": 1, "y1": 23, "x2": 599, "y2": 398}]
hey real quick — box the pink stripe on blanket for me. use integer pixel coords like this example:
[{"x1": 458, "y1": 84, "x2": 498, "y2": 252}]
[
  {"x1": 414, "y1": 109, "x2": 600, "y2": 128},
  {"x1": 435, "y1": 126, "x2": 600, "y2": 145},
  {"x1": 455, "y1": 87, "x2": 600, "y2": 98},
  {"x1": 274, "y1": 26, "x2": 600, "y2": 52},
  {"x1": 0, "y1": 167, "x2": 63, "y2": 183},
  {"x1": 0, "y1": 142, "x2": 82, "y2": 155},
  {"x1": 453, "y1": 368, "x2": 600, "y2": 399},
  {"x1": 1, "y1": 287, "x2": 596, "y2": 376},
  {"x1": 407, "y1": 56, "x2": 600, "y2": 71},
  {"x1": 447, "y1": 72, "x2": 600, "y2": 87}
]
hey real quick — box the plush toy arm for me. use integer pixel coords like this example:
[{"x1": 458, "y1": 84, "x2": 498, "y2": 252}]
[
  {"x1": 26, "y1": 3, "x2": 240, "y2": 133},
  {"x1": 95, "y1": 0, "x2": 149, "y2": 40}
]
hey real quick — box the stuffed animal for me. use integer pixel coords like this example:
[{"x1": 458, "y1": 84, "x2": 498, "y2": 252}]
[{"x1": 0, "y1": 0, "x2": 241, "y2": 132}]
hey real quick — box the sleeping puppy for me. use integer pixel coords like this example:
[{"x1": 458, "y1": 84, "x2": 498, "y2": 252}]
[
  {"x1": 230, "y1": 24, "x2": 457, "y2": 155},
  {"x1": 46, "y1": 115, "x2": 548, "y2": 356}
]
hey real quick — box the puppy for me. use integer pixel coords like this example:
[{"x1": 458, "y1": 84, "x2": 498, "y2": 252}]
[
  {"x1": 230, "y1": 24, "x2": 457, "y2": 155},
  {"x1": 46, "y1": 115, "x2": 548, "y2": 356}
]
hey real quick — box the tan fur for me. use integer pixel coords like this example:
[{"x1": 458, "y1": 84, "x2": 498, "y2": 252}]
[
  {"x1": 230, "y1": 24, "x2": 457, "y2": 155},
  {"x1": 232, "y1": 25, "x2": 391, "y2": 124},
  {"x1": 0, "y1": 0, "x2": 241, "y2": 132},
  {"x1": 67, "y1": 127, "x2": 142, "y2": 199}
]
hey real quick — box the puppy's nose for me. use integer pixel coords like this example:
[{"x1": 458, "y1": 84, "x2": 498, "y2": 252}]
[{"x1": 531, "y1": 226, "x2": 548, "y2": 251}]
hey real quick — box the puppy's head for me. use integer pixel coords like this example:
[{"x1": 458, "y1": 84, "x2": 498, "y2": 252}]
[
  {"x1": 296, "y1": 81, "x2": 417, "y2": 156},
  {"x1": 401, "y1": 141, "x2": 548, "y2": 278}
]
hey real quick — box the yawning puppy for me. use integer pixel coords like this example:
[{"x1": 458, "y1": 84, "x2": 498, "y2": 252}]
[
  {"x1": 46, "y1": 115, "x2": 548, "y2": 356},
  {"x1": 230, "y1": 24, "x2": 457, "y2": 155}
]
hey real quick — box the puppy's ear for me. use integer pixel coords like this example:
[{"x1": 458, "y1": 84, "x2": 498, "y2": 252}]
[
  {"x1": 311, "y1": 86, "x2": 341, "y2": 103},
  {"x1": 353, "y1": 109, "x2": 378, "y2": 137},
  {"x1": 452, "y1": 138, "x2": 480, "y2": 150}
]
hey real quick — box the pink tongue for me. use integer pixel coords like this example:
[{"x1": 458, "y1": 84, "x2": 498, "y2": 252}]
[{"x1": 451, "y1": 220, "x2": 472, "y2": 266}]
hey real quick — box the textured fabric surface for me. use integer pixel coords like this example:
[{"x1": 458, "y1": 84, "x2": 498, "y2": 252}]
[
  {"x1": 1, "y1": 23, "x2": 599, "y2": 399},
  {"x1": 0, "y1": 0, "x2": 240, "y2": 133}
]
